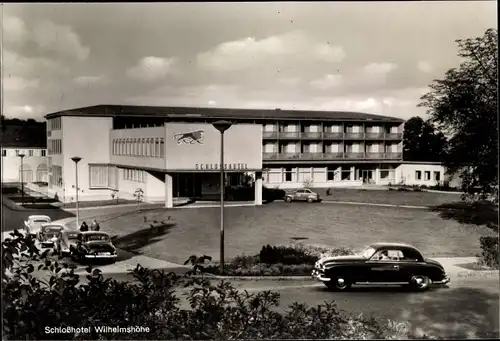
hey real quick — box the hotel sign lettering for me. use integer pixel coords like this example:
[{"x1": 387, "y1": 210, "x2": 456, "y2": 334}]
[{"x1": 195, "y1": 163, "x2": 248, "y2": 171}]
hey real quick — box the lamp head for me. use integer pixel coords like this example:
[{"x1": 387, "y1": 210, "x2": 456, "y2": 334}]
[
  {"x1": 71, "y1": 156, "x2": 82, "y2": 163},
  {"x1": 212, "y1": 120, "x2": 232, "y2": 133},
  {"x1": 18, "y1": 154, "x2": 25, "y2": 158}
]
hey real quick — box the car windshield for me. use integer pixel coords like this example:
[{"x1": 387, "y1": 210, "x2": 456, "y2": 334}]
[
  {"x1": 67, "y1": 234, "x2": 79, "y2": 240},
  {"x1": 34, "y1": 219, "x2": 49, "y2": 223},
  {"x1": 45, "y1": 227, "x2": 61, "y2": 233},
  {"x1": 86, "y1": 234, "x2": 110, "y2": 242},
  {"x1": 361, "y1": 247, "x2": 377, "y2": 258}
]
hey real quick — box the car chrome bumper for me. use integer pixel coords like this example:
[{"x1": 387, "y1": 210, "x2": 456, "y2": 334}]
[
  {"x1": 84, "y1": 254, "x2": 117, "y2": 258},
  {"x1": 311, "y1": 269, "x2": 331, "y2": 281},
  {"x1": 433, "y1": 275, "x2": 451, "y2": 285}
]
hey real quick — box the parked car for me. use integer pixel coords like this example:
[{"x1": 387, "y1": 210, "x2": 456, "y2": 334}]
[
  {"x1": 23, "y1": 215, "x2": 51, "y2": 238},
  {"x1": 38, "y1": 223, "x2": 66, "y2": 248},
  {"x1": 54, "y1": 229, "x2": 81, "y2": 257},
  {"x1": 284, "y1": 189, "x2": 322, "y2": 203},
  {"x1": 70, "y1": 231, "x2": 117, "y2": 263},
  {"x1": 312, "y1": 242, "x2": 450, "y2": 291}
]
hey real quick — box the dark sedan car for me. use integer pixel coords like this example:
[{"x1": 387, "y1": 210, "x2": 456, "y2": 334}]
[
  {"x1": 70, "y1": 231, "x2": 117, "y2": 263},
  {"x1": 38, "y1": 224, "x2": 66, "y2": 248},
  {"x1": 312, "y1": 242, "x2": 450, "y2": 291}
]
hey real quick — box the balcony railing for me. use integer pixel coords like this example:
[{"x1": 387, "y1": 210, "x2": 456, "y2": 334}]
[
  {"x1": 385, "y1": 133, "x2": 403, "y2": 139},
  {"x1": 279, "y1": 132, "x2": 301, "y2": 139},
  {"x1": 263, "y1": 152, "x2": 403, "y2": 160},
  {"x1": 263, "y1": 131, "x2": 279, "y2": 139},
  {"x1": 365, "y1": 132, "x2": 385, "y2": 139},
  {"x1": 301, "y1": 132, "x2": 323, "y2": 139},
  {"x1": 322, "y1": 132, "x2": 344, "y2": 139},
  {"x1": 261, "y1": 131, "x2": 403, "y2": 140},
  {"x1": 344, "y1": 133, "x2": 365, "y2": 139}
]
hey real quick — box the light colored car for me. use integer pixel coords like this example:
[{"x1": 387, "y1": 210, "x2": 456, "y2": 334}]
[
  {"x1": 24, "y1": 215, "x2": 51, "y2": 238},
  {"x1": 284, "y1": 189, "x2": 322, "y2": 203},
  {"x1": 38, "y1": 223, "x2": 66, "y2": 248},
  {"x1": 54, "y1": 229, "x2": 80, "y2": 257}
]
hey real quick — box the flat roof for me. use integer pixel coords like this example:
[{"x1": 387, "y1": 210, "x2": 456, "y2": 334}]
[{"x1": 44, "y1": 105, "x2": 405, "y2": 123}]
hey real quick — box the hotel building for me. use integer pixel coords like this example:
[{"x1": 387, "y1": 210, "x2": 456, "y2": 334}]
[{"x1": 44, "y1": 105, "x2": 444, "y2": 207}]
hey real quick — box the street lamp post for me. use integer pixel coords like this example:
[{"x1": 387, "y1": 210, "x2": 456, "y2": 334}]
[
  {"x1": 212, "y1": 120, "x2": 233, "y2": 275},
  {"x1": 18, "y1": 153, "x2": 25, "y2": 206},
  {"x1": 71, "y1": 157, "x2": 82, "y2": 228}
]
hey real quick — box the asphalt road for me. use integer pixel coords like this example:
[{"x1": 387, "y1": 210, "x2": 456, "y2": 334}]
[
  {"x1": 38, "y1": 269, "x2": 497, "y2": 339},
  {"x1": 220, "y1": 277, "x2": 500, "y2": 339}
]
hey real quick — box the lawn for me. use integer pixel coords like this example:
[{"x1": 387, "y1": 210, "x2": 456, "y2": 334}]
[
  {"x1": 97, "y1": 199, "x2": 497, "y2": 265},
  {"x1": 317, "y1": 188, "x2": 461, "y2": 206}
]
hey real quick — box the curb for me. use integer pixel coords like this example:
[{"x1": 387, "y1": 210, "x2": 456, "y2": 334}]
[
  {"x1": 321, "y1": 200, "x2": 429, "y2": 209},
  {"x1": 190, "y1": 275, "x2": 313, "y2": 281}
]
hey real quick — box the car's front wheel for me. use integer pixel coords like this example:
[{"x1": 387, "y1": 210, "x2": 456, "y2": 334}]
[
  {"x1": 409, "y1": 275, "x2": 431, "y2": 291},
  {"x1": 307, "y1": 197, "x2": 314, "y2": 203},
  {"x1": 325, "y1": 275, "x2": 352, "y2": 291},
  {"x1": 285, "y1": 197, "x2": 292, "y2": 203}
]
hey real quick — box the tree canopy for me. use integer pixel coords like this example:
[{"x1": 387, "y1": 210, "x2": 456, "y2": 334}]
[
  {"x1": 418, "y1": 28, "x2": 498, "y2": 198},
  {"x1": 403, "y1": 116, "x2": 448, "y2": 162}
]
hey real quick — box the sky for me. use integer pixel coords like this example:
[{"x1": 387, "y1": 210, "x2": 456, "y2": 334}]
[{"x1": 1, "y1": 1, "x2": 497, "y2": 121}]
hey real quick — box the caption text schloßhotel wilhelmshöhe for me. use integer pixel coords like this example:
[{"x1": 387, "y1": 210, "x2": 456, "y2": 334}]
[{"x1": 45, "y1": 326, "x2": 150, "y2": 334}]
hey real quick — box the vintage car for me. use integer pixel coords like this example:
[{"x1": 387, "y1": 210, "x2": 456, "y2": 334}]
[
  {"x1": 312, "y1": 242, "x2": 450, "y2": 291},
  {"x1": 24, "y1": 215, "x2": 51, "y2": 238},
  {"x1": 54, "y1": 229, "x2": 81, "y2": 257},
  {"x1": 284, "y1": 189, "x2": 322, "y2": 203},
  {"x1": 38, "y1": 223, "x2": 66, "y2": 248},
  {"x1": 70, "y1": 231, "x2": 117, "y2": 262}
]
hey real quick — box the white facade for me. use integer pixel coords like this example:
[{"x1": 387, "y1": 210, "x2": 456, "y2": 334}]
[
  {"x1": 264, "y1": 162, "x2": 461, "y2": 189},
  {"x1": 1, "y1": 147, "x2": 48, "y2": 183},
  {"x1": 395, "y1": 162, "x2": 460, "y2": 188}
]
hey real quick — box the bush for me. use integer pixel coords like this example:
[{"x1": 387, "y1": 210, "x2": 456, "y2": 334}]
[
  {"x1": 478, "y1": 236, "x2": 499, "y2": 269},
  {"x1": 2, "y1": 231, "x2": 406, "y2": 340},
  {"x1": 199, "y1": 243, "x2": 354, "y2": 276}
]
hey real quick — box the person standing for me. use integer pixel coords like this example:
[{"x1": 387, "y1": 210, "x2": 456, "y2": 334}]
[
  {"x1": 80, "y1": 221, "x2": 89, "y2": 232},
  {"x1": 91, "y1": 219, "x2": 100, "y2": 231}
]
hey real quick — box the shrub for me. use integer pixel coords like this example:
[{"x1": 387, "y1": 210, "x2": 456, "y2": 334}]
[
  {"x1": 199, "y1": 243, "x2": 353, "y2": 276},
  {"x1": 478, "y1": 236, "x2": 499, "y2": 269},
  {"x1": 2, "y1": 231, "x2": 407, "y2": 340}
]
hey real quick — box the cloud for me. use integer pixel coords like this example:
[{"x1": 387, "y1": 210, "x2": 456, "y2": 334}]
[
  {"x1": 32, "y1": 20, "x2": 90, "y2": 61},
  {"x1": 3, "y1": 49, "x2": 67, "y2": 79},
  {"x1": 4, "y1": 76, "x2": 40, "y2": 91},
  {"x1": 279, "y1": 77, "x2": 302, "y2": 86},
  {"x1": 4, "y1": 103, "x2": 46, "y2": 119},
  {"x1": 2, "y1": 15, "x2": 29, "y2": 43},
  {"x1": 363, "y1": 62, "x2": 398, "y2": 75},
  {"x1": 126, "y1": 56, "x2": 177, "y2": 82},
  {"x1": 417, "y1": 61, "x2": 433, "y2": 73},
  {"x1": 73, "y1": 75, "x2": 107, "y2": 87},
  {"x1": 196, "y1": 31, "x2": 345, "y2": 72},
  {"x1": 310, "y1": 74, "x2": 343, "y2": 90}
]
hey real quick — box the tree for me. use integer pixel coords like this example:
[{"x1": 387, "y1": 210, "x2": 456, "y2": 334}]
[
  {"x1": 418, "y1": 28, "x2": 498, "y2": 199},
  {"x1": 403, "y1": 116, "x2": 448, "y2": 162}
]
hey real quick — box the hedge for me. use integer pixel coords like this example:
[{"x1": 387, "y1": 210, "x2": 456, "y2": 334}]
[
  {"x1": 197, "y1": 243, "x2": 354, "y2": 276},
  {"x1": 1, "y1": 231, "x2": 414, "y2": 340},
  {"x1": 478, "y1": 236, "x2": 499, "y2": 269}
]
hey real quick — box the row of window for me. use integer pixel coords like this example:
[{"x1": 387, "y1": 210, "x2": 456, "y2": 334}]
[
  {"x1": 1, "y1": 149, "x2": 47, "y2": 157},
  {"x1": 415, "y1": 170, "x2": 441, "y2": 181},
  {"x1": 48, "y1": 139, "x2": 62, "y2": 155},
  {"x1": 89, "y1": 164, "x2": 118, "y2": 189},
  {"x1": 48, "y1": 117, "x2": 62, "y2": 131},
  {"x1": 264, "y1": 167, "x2": 395, "y2": 183},
  {"x1": 123, "y1": 168, "x2": 147, "y2": 183},
  {"x1": 263, "y1": 124, "x2": 400, "y2": 134},
  {"x1": 49, "y1": 166, "x2": 63, "y2": 188},
  {"x1": 112, "y1": 138, "x2": 165, "y2": 158}
]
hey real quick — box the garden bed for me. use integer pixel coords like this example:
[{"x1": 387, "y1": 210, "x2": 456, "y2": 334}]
[{"x1": 195, "y1": 243, "x2": 354, "y2": 276}]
